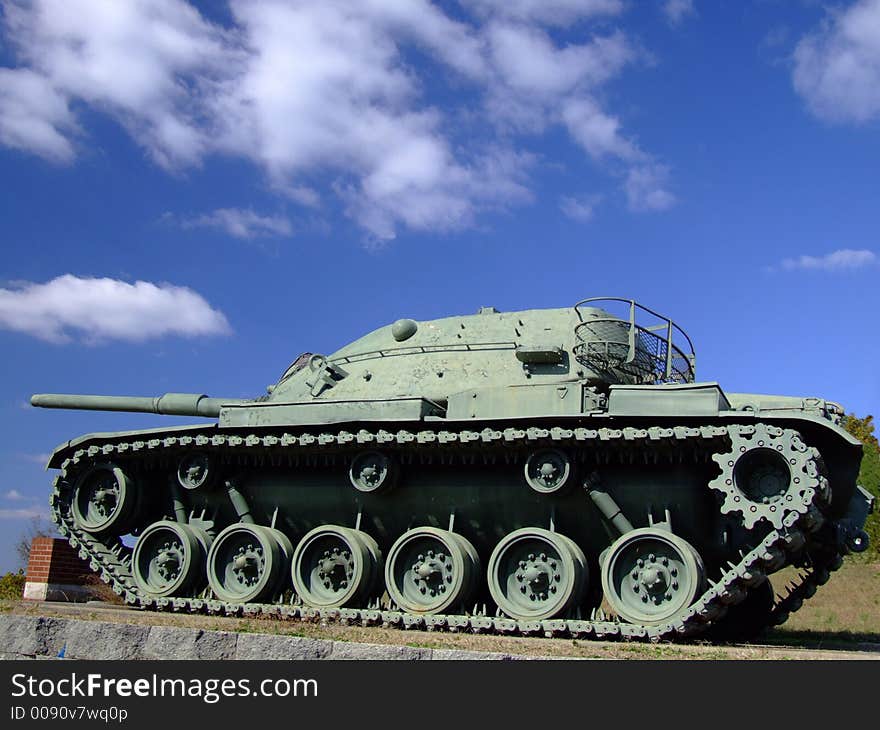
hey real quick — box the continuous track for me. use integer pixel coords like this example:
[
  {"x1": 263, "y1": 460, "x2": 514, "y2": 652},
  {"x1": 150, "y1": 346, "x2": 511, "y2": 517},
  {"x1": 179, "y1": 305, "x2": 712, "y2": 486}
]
[{"x1": 47, "y1": 422, "x2": 842, "y2": 642}]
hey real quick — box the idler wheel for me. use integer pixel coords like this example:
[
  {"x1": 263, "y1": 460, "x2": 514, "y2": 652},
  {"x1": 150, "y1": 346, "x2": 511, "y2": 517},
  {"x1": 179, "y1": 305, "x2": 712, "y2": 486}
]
[
  {"x1": 71, "y1": 463, "x2": 137, "y2": 536},
  {"x1": 601, "y1": 527, "x2": 705, "y2": 625},
  {"x1": 385, "y1": 528, "x2": 480, "y2": 615},
  {"x1": 487, "y1": 528, "x2": 587, "y2": 621},
  {"x1": 292, "y1": 525, "x2": 381, "y2": 608},
  {"x1": 133, "y1": 520, "x2": 211, "y2": 598},
  {"x1": 349, "y1": 451, "x2": 396, "y2": 493},
  {"x1": 207, "y1": 524, "x2": 293, "y2": 604},
  {"x1": 524, "y1": 449, "x2": 573, "y2": 495}
]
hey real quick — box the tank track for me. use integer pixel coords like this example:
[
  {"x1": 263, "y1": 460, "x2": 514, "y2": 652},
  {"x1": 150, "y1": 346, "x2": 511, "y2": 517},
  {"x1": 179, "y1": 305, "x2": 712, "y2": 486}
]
[
  {"x1": 47, "y1": 422, "x2": 842, "y2": 642},
  {"x1": 768, "y1": 540, "x2": 844, "y2": 628}
]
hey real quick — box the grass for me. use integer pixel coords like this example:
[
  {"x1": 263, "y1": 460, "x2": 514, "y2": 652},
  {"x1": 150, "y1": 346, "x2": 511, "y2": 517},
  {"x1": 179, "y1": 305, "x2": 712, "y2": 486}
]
[{"x1": 763, "y1": 561, "x2": 880, "y2": 649}]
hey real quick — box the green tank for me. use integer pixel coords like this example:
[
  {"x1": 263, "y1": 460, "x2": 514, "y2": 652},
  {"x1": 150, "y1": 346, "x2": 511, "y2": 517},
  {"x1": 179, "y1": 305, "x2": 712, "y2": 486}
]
[{"x1": 31, "y1": 298, "x2": 873, "y2": 641}]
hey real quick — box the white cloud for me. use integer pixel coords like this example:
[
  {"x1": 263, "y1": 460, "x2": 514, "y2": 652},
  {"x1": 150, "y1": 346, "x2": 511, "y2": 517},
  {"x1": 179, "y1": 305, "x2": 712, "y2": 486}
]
[
  {"x1": 779, "y1": 249, "x2": 877, "y2": 272},
  {"x1": 342, "y1": 146, "x2": 533, "y2": 241},
  {"x1": 482, "y1": 23, "x2": 669, "y2": 209},
  {"x1": 483, "y1": 25, "x2": 637, "y2": 141},
  {"x1": 359, "y1": 0, "x2": 487, "y2": 79},
  {"x1": 2, "y1": 0, "x2": 233, "y2": 168},
  {"x1": 486, "y1": 24, "x2": 633, "y2": 98},
  {"x1": 180, "y1": 208, "x2": 292, "y2": 239},
  {"x1": 0, "y1": 507, "x2": 46, "y2": 520},
  {"x1": 4, "y1": 489, "x2": 26, "y2": 500},
  {"x1": 793, "y1": 0, "x2": 880, "y2": 123},
  {"x1": 0, "y1": 0, "x2": 676, "y2": 240},
  {"x1": 208, "y1": 0, "x2": 532, "y2": 240},
  {"x1": 662, "y1": 0, "x2": 695, "y2": 27},
  {"x1": 0, "y1": 67, "x2": 77, "y2": 161},
  {"x1": 0, "y1": 275, "x2": 231, "y2": 343},
  {"x1": 624, "y1": 164, "x2": 676, "y2": 211},
  {"x1": 561, "y1": 96, "x2": 640, "y2": 160},
  {"x1": 462, "y1": 0, "x2": 623, "y2": 26},
  {"x1": 560, "y1": 193, "x2": 601, "y2": 222},
  {"x1": 16, "y1": 455, "x2": 51, "y2": 466}
]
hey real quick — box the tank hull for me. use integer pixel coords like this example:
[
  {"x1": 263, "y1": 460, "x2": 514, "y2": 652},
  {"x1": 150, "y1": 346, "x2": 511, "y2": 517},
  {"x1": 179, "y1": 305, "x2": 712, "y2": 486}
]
[{"x1": 44, "y1": 409, "x2": 871, "y2": 641}]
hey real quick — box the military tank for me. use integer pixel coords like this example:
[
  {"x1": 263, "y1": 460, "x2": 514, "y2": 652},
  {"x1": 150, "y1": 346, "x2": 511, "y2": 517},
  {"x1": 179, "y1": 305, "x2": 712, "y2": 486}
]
[{"x1": 31, "y1": 298, "x2": 873, "y2": 641}]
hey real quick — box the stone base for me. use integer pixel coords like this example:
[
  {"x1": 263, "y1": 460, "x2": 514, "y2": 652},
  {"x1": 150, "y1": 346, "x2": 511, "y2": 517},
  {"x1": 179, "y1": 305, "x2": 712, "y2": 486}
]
[
  {"x1": 0, "y1": 613, "x2": 539, "y2": 660},
  {"x1": 23, "y1": 582, "x2": 92, "y2": 603}
]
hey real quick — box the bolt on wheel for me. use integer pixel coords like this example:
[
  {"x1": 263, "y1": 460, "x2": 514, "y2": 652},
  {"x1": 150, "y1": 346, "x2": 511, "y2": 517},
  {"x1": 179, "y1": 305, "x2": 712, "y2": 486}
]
[
  {"x1": 385, "y1": 528, "x2": 480, "y2": 614},
  {"x1": 207, "y1": 523, "x2": 293, "y2": 604},
  {"x1": 601, "y1": 527, "x2": 705, "y2": 625},
  {"x1": 133, "y1": 520, "x2": 211, "y2": 598},
  {"x1": 291, "y1": 525, "x2": 381, "y2": 608},
  {"x1": 71, "y1": 463, "x2": 137, "y2": 536},
  {"x1": 487, "y1": 528, "x2": 587, "y2": 621}
]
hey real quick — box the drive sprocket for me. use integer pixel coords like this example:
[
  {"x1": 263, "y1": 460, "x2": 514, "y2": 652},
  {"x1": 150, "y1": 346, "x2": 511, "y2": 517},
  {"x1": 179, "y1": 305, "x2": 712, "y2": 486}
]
[{"x1": 708, "y1": 424, "x2": 821, "y2": 530}]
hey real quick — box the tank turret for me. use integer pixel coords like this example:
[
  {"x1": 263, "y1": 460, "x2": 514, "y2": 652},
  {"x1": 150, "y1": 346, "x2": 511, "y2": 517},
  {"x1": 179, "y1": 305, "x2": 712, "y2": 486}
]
[{"x1": 29, "y1": 297, "x2": 872, "y2": 643}]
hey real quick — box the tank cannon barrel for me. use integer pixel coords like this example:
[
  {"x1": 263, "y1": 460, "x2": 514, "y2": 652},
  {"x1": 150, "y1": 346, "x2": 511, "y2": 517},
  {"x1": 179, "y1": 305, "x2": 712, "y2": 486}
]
[{"x1": 30, "y1": 393, "x2": 242, "y2": 418}]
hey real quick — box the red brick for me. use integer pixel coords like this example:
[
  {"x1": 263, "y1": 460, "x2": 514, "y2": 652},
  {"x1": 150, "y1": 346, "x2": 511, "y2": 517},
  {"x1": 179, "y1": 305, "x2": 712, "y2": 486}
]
[{"x1": 26, "y1": 537, "x2": 97, "y2": 586}]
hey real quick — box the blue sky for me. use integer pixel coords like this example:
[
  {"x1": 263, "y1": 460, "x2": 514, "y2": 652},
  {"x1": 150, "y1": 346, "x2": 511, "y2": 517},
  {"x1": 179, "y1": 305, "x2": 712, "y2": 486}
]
[{"x1": 0, "y1": 0, "x2": 878, "y2": 573}]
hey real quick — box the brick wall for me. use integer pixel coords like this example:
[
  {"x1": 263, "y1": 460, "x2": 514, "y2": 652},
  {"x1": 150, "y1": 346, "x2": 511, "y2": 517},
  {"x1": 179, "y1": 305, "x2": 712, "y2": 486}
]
[{"x1": 26, "y1": 537, "x2": 92, "y2": 585}]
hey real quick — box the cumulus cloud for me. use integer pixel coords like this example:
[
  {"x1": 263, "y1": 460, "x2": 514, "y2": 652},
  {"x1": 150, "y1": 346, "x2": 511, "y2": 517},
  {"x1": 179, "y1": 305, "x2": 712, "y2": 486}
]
[
  {"x1": 561, "y1": 96, "x2": 639, "y2": 160},
  {"x1": 560, "y1": 194, "x2": 601, "y2": 222},
  {"x1": 2, "y1": 0, "x2": 232, "y2": 168},
  {"x1": 0, "y1": 275, "x2": 231, "y2": 343},
  {"x1": 793, "y1": 0, "x2": 880, "y2": 123},
  {"x1": 483, "y1": 22, "x2": 668, "y2": 209},
  {"x1": 662, "y1": 0, "x2": 695, "y2": 27},
  {"x1": 179, "y1": 208, "x2": 293, "y2": 239},
  {"x1": 462, "y1": 0, "x2": 623, "y2": 26},
  {"x1": 0, "y1": 0, "x2": 676, "y2": 239},
  {"x1": 4, "y1": 489, "x2": 26, "y2": 500},
  {"x1": 486, "y1": 24, "x2": 633, "y2": 98},
  {"x1": 0, "y1": 67, "x2": 77, "y2": 161},
  {"x1": 208, "y1": 1, "x2": 534, "y2": 239},
  {"x1": 341, "y1": 146, "x2": 534, "y2": 241},
  {"x1": 624, "y1": 164, "x2": 676, "y2": 212},
  {"x1": 779, "y1": 249, "x2": 877, "y2": 272},
  {"x1": 483, "y1": 25, "x2": 637, "y2": 145}
]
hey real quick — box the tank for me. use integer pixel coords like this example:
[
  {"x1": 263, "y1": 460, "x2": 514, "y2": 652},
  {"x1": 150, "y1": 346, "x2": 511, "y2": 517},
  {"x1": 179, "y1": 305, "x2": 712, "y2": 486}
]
[{"x1": 31, "y1": 298, "x2": 873, "y2": 641}]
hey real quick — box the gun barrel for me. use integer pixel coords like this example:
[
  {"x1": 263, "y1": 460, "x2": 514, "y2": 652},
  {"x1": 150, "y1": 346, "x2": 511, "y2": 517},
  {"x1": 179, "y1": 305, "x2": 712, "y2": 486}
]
[{"x1": 30, "y1": 393, "x2": 236, "y2": 418}]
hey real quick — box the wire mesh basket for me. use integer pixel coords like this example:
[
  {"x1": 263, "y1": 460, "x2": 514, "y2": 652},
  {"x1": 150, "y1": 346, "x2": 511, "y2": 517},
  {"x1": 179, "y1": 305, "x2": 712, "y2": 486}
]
[{"x1": 573, "y1": 298, "x2": 695, "y2": 384}]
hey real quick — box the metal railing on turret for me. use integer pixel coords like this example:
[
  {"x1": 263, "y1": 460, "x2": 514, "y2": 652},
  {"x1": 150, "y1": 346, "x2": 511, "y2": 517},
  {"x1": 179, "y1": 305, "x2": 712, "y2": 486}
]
[{"x1": 573, "y1": 297, "x2": 696, "y2": 385}]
